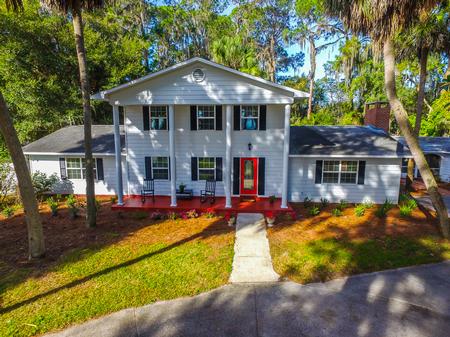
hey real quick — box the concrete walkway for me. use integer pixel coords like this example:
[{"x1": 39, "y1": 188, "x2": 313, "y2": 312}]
[
  {"x1": 45, "y1": 261, "x2": 450, "y2": 337},
  {"x1": 229, "y1": 213, "x2": 279, "y2": 283}
]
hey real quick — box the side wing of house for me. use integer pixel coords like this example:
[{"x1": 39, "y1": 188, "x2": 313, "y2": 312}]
[
  {"x1": 27, "y1": 154, "x2": 128, "y2": 196},
  {"x1": 289, "y1": 157, "x2": 402, "y2": 204}
]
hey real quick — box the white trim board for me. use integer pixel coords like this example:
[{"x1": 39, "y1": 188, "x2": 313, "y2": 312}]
[
  {"x1": 289, "y1": 154, "x2": 412, "y2": 159},
  {"x1": 24, "y1": 152, "x2": 126, "y2": 157}
]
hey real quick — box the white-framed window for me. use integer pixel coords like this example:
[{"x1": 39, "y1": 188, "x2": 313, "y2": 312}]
[
  {"x1": 241, "y1": 105, "x2": 259, "y2": 130},
  {"x1": 66, "y1": 158, "x2": 96, "y2": 180},
  {"x1": 150, "y1": 106, "x2": 168, "y2": 130},
  {"x1": 152, "y1": 156, "x2": 169, "y2": 180},
  {"x1": 322, "y1": 160, "x2": 358, "y2": 184},
  {"x1": 197, "y1": 105, "x2": 215, "y2": 130},
  {"x1": 198, "y1": 157, "x2": 215, "y2": 180}
]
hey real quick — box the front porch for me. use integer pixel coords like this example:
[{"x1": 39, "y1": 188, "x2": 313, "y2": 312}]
[{"x1": 112, "y1": 196, "x2": 294, "y2": 215}]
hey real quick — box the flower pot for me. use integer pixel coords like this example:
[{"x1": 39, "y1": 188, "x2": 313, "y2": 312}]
[
  {"x1": 228, "y1": 217, "x2": 236, "y2": 227},
  {"x1": 266, "y1": 217, "x2": 275, "y2": 227}
]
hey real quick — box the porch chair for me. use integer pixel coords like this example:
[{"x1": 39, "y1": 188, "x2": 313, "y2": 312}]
[
  {"x1": 200, "y1": 179, "x2": 216, "y2": 204},
  {"x1": 141, "y1": 178, "x2": 155, "y2": 203}
]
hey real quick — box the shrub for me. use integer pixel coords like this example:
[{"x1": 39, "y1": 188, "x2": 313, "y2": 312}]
[
  {"x1": 309, "y1": 206, "x2": 320, "y2": 216},
  {"x1": 399, "y1": 204, "x2": 413, "y2": 217},
  {"x1": 47, "y1": 197, "x2": 59, "y2": 216},
  {"x1": 2, "y1": 206, "x2": 14, "y2": 218},
  {"x1": 110, "y1": 196, "x2": 117, "y2": 204},
  {"x1": 167, "y1": 212, "x2": 179, "y2": 220},
  {"x1": 354, "y1": 204, "x2": 366, "y2": 217},
  {"x1": 303, "y1": 197, "x2": 312, "y2": 208},
  {"x1": 332, "y1": 208, "x2": 343, "y2": 217},
  {"x1": 404, "y1": 198, "x2": 417, "y2": 210},
  {"x1": 31, "y1": 171, "x2": 59, "y2": 201},
  {"x1": 186, "y1": 209, "x2": 198, "y2": 219},
  {"x1": 375, "y1": 199, "x2": 394, "y2": 218},
  {"x1": 0, "y1": 162, "x2": 16, "y2": 205},
  {"x1": 320, "y1": 198, "x2": 329, "y2": 209},
  {"x1": 336, "y1": 199, "x2": 348, "y2": 211},
  {"x1": 204, "y1": 208, "x2": 216, "y2": 218},
  {"x1": 399, "y1": 194, "x2": 410, "y2": 203},
  {"x1": 150, "y1": 212, "x2": 164, "y2": 220},
  {"x1": 66, "y1": 194, "x2": 79, "y2": 219}
]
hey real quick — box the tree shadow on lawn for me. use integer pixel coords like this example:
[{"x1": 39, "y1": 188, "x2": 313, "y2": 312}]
[
  {"x1": 0, "y1": 202, "x2": 233, "y2": 315},
  {"x1": 269, "y1": 202, "x2": 449, "y2": 284}
]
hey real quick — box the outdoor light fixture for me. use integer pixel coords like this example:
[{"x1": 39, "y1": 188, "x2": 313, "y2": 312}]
[{"x1": 248, "y1": 142, "x2": 252, "y2": 151}]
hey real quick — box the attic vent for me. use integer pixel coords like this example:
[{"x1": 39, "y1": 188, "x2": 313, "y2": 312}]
[{"x1": 192, "y1": 68, "x2": 205, "y2": 82}]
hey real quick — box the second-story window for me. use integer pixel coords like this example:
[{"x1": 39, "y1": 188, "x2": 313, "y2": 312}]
[
  {"x1": 241, "y1": 105, "x2": 259, "y2": 130},
  {"x1": 197, "y1": 105, "x2": 215, "y2": 130},
  {"x1": 150, "y1": 106, "x2": 168, "y2": 130}
]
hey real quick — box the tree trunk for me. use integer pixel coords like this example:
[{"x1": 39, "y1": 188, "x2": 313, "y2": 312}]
[
  {"x1": 415, "y1": 46, "x2": 428, "y2": 135},
  {"x1": 307, "y1": 38, "x2": 316, "y2": 120},
  {"x1": 268, "y1": 35, "x2": 276, "y2": 82},
  {"x1": 383, "y1": 38, "x2": 449, "y2": 238},
  {"x1": 0, "y1": 92, "x2": 45, "y2": 258},
  {"x1": 406, "y1": 46, "x2": 429, "y2": 191},
  {"x1": 72, "y1": 1, "x2": 96, "y2": 228}
]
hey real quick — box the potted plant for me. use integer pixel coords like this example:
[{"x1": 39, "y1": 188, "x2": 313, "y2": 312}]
[
  {"x1": 179, "y1": 182, "x2": 186, "y2": 193},
  {"x1": 265, "y1": 211, "x2": 275, "y2": 227},
  {"x1": 225, "y1": 213, "x2": 236, "y2": 226},
  {"x1": 269, "y1": 195, "x2": 276, "y2": 204}
]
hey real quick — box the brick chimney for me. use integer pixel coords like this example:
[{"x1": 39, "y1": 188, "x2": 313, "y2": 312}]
[{"x1": 364, "y1": 101, "x2": 390, "y2": 133}]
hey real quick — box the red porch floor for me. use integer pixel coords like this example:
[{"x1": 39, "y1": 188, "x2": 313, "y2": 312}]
[{"x1": 112, "y1": 195, "x2": 294, "y2": 215}]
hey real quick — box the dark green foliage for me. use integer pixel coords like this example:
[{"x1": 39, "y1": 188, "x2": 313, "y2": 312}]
[
  {"x1": 332, "y1": 208, "x2": 342, "y2": 216},
  {"x1": 309, "y1": 206, "x2": 320, "y2": 216},
  {"x1": 375, "y1": 199, "x2": 394, "y2": 218}
]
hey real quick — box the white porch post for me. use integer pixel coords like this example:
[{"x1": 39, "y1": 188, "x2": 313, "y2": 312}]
[
  {"x1": 169, "y1": 104, "x2": 177, "y2": 207},
  {"x1": 281, "y1": 104, "x2": 291, "y2": 209},
  {"x1": 112, "y1": 104, "x2": 124, "y2": 205},
  {"x1": 225, "y1": 105, "x2": 232, "y2": 208}
]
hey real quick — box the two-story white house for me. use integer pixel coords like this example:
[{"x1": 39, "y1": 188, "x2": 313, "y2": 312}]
[{"x1": 23, "y1": 58, "x2": 410, "y2": 209}]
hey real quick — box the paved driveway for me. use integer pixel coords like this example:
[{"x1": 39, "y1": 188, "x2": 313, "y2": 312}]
[{"x1": 46, "y1": 261, "x2": 450, "y2": 337}]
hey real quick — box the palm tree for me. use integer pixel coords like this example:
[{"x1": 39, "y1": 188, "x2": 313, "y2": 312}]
[
  {"x1": 2, "y1": 1, "x2": 46, "y2": 258},
  {"x1": 41, "y1": 0, "x2": 104, "y2": 227},
  {"x1": 324, "y1": 0, "x2": 449, "y2": 238}
]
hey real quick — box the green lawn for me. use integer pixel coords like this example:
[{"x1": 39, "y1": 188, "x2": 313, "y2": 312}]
[
  {"x1": 269, "y1": 203, "x2": 450, "y2": 284},
  {"x1": 0, "y1": 215, "x2": 234, "y2": 337}
]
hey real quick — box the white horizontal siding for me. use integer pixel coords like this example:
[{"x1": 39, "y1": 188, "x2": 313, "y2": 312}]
[
  {"x1": 125, "y1": 104, "x2": 285, "y2": 197},
  {"x1": 28, "y1": 155, "x2": 127, "y2": 196},
  {"x1": 288, "y1": 157, "x2": 402, "y2": 204},
  {"x1": 440, "y1": 155, "x2": 450, "y2": 182},
  {"x1": 109, "y1": 62, "x2": 294, "y2": 105}
]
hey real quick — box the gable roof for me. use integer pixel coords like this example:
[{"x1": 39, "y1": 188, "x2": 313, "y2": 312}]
[
  {"x1": 92, "y1": 57, "x2": 308, "y2": 101},
  {"x1": 394, "y1": 136, "x2": 450, "y2": 155},
  {"x1": 23, "y1": 125, "x2": 125, "y2": 155},
  {"x1": 289, "y1": 125, "x2": 410, "y2": 158}
]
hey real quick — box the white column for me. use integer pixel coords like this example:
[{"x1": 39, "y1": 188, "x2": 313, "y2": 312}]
[
  {"x1": 112, "y1": 104, "x2": 124, "y2": 205},
  {"x1": 281, "y1": 104, "x2": 291, "y2": 209},
  {"x1": 225, "y1": 105, "x2": 232, "y2": 208},
  {"x1": 169, "y1": 104, "x2": 177, "y2": 207}
]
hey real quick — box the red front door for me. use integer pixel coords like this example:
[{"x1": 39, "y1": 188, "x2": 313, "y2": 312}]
[{"x1": 240, "y1": 158, "x2": 258, "y2": 195}]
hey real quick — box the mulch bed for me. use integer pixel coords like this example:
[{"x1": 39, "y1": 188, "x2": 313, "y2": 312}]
[
  {"x1": 269, "y1": 203, "x2": 441, "y2": 243},
  {"x1": 0, "y1": 200, "x2": 230, "y2": 271}
]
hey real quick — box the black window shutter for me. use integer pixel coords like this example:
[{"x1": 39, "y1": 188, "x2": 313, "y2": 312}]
[
  {"x1": 166, "y1": 105, "x2": 170, "y2": 130},
  {"x1": 259, "y1": 105, "x2": 267, "y2": 130},
  {"x1": 191, "y1": 157, "x2": 198, "y2": 181},
  {"x1": 315, "y1": 160, "x2": 323, "y2": 184},
  {"x1": 215, "y1": 105, "x2": 222, "y2": 130},
  {"x1": 143, "y1": 106, "x2": 150, "y2": 131},
  {"x1": 358, "y1": 161, "x2": 366, "y2": 185},
  {"x1": 233, "y1": 105, "x2": 240, "y2": 130},
  {"x1": 190, "y1": 106, "x2": 197, "y2": 130},
  {"x1": 59, "y1": 158, "x2": 67, "y2": 179},
  {"x1": 145, "y1": 156, "x2": 152, "y2": 180},
  {"x1": 215, "y1": 157, "x2": 223, "y2": 181},
  {"x1": 96, "y1": 158, "x2": 104, "y2": 180},
  {"x1": 233, "y1": 157, "x2": 240, "y2": 195},
  {"x1": 258, "y1": 157, "x2": 265, "y2": 195}
]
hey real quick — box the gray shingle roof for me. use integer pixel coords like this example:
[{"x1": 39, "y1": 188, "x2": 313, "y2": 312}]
[
  {"x1": 23, "y1": 125, "x2": 125, "y2": 155},
  {"x1": 394, "y1": 136, "x2": 450, "y2": 155},
  {"x1": 289, "y1": 125, "x2": 409, "y2": 157}
]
